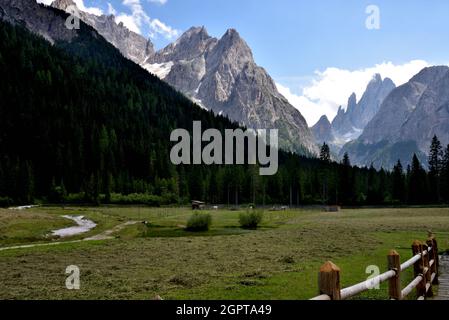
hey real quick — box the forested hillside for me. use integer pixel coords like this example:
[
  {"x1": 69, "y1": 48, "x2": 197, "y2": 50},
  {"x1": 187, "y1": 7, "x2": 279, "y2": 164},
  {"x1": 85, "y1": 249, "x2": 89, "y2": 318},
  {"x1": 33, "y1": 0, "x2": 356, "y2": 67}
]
[{"x1": 0, "y1": 20, "x2": 448, "y2": 207}]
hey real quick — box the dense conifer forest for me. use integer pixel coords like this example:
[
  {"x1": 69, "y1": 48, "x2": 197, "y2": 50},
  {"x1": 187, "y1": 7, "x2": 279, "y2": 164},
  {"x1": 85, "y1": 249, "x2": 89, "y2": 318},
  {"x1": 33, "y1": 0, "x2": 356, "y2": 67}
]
[{"x1": 1, "y1": 20, "x2": 449, "y2": 207}]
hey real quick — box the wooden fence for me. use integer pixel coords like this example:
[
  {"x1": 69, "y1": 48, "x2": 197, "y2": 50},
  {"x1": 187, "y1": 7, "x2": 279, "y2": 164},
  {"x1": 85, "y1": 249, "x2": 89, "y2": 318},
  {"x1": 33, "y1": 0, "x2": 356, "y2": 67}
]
[{"x1": 311, "y1": 234, "x2": 439, "y2": 300}]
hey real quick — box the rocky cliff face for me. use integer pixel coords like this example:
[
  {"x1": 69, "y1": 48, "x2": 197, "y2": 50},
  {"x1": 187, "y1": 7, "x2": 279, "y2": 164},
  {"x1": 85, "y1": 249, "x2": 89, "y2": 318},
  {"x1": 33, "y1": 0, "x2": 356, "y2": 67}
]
[
  {"x1": 341, "y1": 66, "x2": 449, "y2": 169},
  {"x1": 144, "y1": 27, "x2": 318, "y2": 155},
  {"x1": 332, "y1": 93, "x2": 358, "y2": 136},
  {"x1": 0, "y1": 0, "x2": 76, "y2": 43},
  {"x1": 38, "y1": 0, "x2": 320, "y2": 156},
  {"x1": 332, "y1": 74, "x2": 396, "y2": 138},
  {"x1": 312, "y1": 115, "x2": 335, "y2": 145},
  {"x1": 52, "y1": 0, "x2": 154, "y2": 64},
  {"x1": 354, "y1": 74, "x2": 396, "y2": 128}
]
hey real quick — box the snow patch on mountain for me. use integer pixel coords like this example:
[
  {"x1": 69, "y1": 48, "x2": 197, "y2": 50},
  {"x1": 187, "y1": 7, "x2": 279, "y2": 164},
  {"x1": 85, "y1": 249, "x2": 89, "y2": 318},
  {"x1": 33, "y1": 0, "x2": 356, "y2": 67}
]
[{"x1": 143, "y1": 61, "x2": 174, "y2": 79}]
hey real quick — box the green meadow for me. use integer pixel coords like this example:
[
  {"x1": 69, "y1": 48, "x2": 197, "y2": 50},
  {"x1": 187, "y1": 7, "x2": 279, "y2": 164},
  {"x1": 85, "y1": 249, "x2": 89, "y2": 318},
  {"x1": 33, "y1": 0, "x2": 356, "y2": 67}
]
[{"x1": 1, "y1": 206, "x2": 448, "y2": 300}]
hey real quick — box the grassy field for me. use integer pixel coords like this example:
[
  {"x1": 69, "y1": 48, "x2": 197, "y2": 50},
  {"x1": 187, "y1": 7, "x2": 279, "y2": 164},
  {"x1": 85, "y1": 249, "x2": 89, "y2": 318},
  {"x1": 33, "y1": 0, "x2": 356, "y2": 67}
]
[{"x1": 0, "y1": 206, "x2": 448, "y2": 300}]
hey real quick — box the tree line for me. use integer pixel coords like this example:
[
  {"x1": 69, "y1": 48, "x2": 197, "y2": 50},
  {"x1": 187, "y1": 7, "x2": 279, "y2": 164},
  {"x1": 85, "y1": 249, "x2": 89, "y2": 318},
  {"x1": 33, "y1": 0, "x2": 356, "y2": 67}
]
[{"x1": 0, "y1": 20, "x2": 448, "y2": 207}]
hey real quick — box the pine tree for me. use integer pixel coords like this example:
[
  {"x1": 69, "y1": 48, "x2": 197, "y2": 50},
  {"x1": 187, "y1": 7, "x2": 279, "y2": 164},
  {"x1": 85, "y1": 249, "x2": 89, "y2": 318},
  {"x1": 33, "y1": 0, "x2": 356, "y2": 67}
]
[
  {"x1": 320, "y1": 143, "x2": 331, "y2": 163},
  {"x1": 342, "y1": 153, "x2": 351, "y2": 167},
  {"x1": 442, "y1": 144, "x2": 449, "y2": 203},
  {"x1": 340, "y1": 153, "x2": 353, "y2": 205},
  {"x1": 428, "y1": 135, "x2": 443, "y2": 202},
  {"x1": 408, "y1": 154, "x2": 429, "y2": 204},
  {"x1": 392, "y1": 160, "x2": 405, "y2": 203}
]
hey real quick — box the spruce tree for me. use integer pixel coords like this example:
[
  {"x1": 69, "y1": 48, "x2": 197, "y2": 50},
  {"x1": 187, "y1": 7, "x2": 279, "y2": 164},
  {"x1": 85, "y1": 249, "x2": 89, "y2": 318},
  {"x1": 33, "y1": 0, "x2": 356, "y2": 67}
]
[
  {"x1": 320, "y1": 143, "x2": 331, "y2": 163},
  {"x1": 428, "y1": 135, "x2": 443, "y2": 202},
  {"x1": 408, "y1": 154, "x2": 429, "y2": 204},
  {"x1": 392, "y1": 160, "x2": 405, "y2": 203},
  {"x1": 340, "y1": 153, "x2": 353, "y2": 205},
  {"x1": 442, "y1": 144, "x2": 449, "y2": 203}
]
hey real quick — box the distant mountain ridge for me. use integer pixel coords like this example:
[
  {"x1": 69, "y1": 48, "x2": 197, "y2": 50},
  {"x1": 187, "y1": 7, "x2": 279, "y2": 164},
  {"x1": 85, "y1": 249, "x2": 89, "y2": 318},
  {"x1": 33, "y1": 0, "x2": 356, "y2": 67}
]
[
  {"x1": 341, "y1": 66, "x2": 449, "y2": 169},
  {"x1": 311, "y1": 74, "x2": 395, "y2": 153},
  {"x1": 49, "y1": 0, "x2": 318, "y2": 156},
  {"x1": 332, "y1": 74, "x2": 396, "y2": 140},
  {"x1": 51, "y1": 0, "x2": 154, "y2": 64},
  {"x1": 142, "y1": 26, "x2": 319, "y2": 155}
]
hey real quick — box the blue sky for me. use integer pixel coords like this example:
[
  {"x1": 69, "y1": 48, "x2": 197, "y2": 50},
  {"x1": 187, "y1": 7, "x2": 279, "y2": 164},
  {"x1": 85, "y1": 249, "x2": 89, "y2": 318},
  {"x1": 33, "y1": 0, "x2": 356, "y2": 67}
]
[{"x1": 39, "y1": 0, "x2": 449, "y2": 125}]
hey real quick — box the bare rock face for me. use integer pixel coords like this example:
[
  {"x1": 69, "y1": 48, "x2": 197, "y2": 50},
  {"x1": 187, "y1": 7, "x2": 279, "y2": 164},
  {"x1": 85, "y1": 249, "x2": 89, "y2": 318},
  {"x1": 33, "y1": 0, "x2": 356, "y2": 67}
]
[
  {"x1": 311, "y1": 115, "x2": 339, "y2": 154},
  {"x1": 341, "y1": 66, "x2": 449, "y2": 169},
  {"x1": 52, "y1": 0, "x2": 154, "y2": 64},
  {"x1": 144, "y1": 27, "x2": 318, "y2": 155},
  {"x1": 355, "y1": 74, "x2": 396, "y2": 128},
  {"x1": 0, "y1": 0, "x2": 76, "y2": 43},
  {"x1": 332, "y1": 75, "x2": 396, "y2": 137},
  {"x1": 327, "y1": 74, "x2": 396, "y2": 153},
  {"x1": 332, "y1": 93, "x2": 358, "y2": 136},
  {"x1": 312, "y1": 115, "x2": 335, "y2": 145},
  {"x1": 2, "y1": 2, "x2": 318, "y2": 156}
]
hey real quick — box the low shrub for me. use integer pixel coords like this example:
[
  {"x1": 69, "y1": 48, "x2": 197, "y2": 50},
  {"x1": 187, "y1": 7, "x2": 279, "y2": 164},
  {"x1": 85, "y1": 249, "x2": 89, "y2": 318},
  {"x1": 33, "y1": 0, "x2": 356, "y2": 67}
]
[
  {"x1": 109, "y1": 193, "x2": 162, "y2": 206},
  {"x1": 0, "y1": 196, "x2": 13, "y2": 207},
  {"x1": 64, "y1": 193, "x2": 85, "y2": 204},
  {"x1": 186, "y1": 213, "x2": 212, "y2": 232},
  {"x1": 239, "y1": 210, "x2": 263, "y2": 229}
]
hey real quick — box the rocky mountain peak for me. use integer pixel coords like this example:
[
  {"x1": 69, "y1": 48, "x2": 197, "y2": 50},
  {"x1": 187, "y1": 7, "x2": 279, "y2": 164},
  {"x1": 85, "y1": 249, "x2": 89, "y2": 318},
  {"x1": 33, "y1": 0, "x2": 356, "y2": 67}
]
[
  {"x1": 337, "y1": 106, "x2": 344, "y2": 115},
  {"x1": 51, "y1": 0, "x2": 75, "y2": 10},
  {"x1": 383, "y1": 77, "x2": 395, "y2": 88},
  {"x1": 148, "y1": 26, "x2": 216, "y2": 65},
  {"x1": 366, "y1": 74, "x2": 394, "y2": 89},
  {"x1": 332, "y1": 73, "x2": 396, "y2": 134},
  {"x1": 347, "y1": 93, "x2": 357, "y2": 111},
  {"x1": 183, "y1": 26, "x2": 209, "y2": 39},
  {"x1": 206, "y1": 28, "x2": 253, "y2": 71},
  {"x1": 219, "y1": 28, "x2": 249, "y2": 50},
  {"x1": 341, "y1": 66, "x2": 449, "y2": 169},
  {"x1": 312, "y1": 115, "x2": 336, "y2": 148},
  {"x1": 373, "y1": 73, "x2": 382, "y2": 82},
  {"x1": 223, "y1": 28, "x2": 239, "y2": 38},
  {"x1": 51, "y1": 0, "x2": 154, "y2": 64},
  {"x1": 314, "y1": 115, "x2": 331, "y2": 127},
  {"x1": 143, "y1": 24, "x2": 318, "y2": 155},
  {"x1": 409, "y1": 66, "x2": 449, "y2": 86},
  {"x1": 0, "y1": 0, "x2": 77, "y2": 43}
]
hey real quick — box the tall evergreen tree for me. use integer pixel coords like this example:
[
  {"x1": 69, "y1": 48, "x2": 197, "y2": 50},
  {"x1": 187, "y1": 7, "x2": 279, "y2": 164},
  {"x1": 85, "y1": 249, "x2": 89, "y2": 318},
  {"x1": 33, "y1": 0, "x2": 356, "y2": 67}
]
[
  {"x1": 339, "y1": 153, "x2": 354, "y2": 205},
  {"x1": 428, "y1": 135, "x2": 443, "y2": 202},
  {"x1": 442, "y1": 144, "x2": 449, "y2": 203},
  {"x1": 408, "y1": 154, "x2": 429, "y2": 204},
  {"x1": 392, "y1": 160, "x2": 405, "y2": 203},
  {"x1": 320, "y1": 143, "x2": 331, "y2": 163}
]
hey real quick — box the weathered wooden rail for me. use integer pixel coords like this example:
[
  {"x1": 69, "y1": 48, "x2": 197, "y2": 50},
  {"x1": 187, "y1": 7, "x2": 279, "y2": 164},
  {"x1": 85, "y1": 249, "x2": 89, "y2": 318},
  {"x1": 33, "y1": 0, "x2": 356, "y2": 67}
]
[{"x1": 311, "y1": 235, "x2": 440, "y2": 300}]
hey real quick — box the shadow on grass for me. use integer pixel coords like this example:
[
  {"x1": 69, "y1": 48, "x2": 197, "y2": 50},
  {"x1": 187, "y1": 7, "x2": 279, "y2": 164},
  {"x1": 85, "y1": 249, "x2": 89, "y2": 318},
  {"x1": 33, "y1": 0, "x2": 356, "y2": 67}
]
[{"x1": 142, "y1": 226, "x2": 275, "y2": 238}]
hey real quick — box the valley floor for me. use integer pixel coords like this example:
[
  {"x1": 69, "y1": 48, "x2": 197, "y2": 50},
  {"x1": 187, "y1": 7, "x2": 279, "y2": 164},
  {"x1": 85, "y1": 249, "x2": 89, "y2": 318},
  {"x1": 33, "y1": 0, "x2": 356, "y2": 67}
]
[{"x1": 0, "y1": 206, "x2": 449, "y2": 300}]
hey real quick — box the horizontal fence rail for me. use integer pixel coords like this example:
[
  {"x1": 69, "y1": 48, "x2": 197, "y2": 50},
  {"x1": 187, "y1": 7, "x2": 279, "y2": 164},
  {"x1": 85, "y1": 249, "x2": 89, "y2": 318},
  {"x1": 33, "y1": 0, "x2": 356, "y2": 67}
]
[{"x1": 311, "y1": 234, "x2": 440, "y2": 300}]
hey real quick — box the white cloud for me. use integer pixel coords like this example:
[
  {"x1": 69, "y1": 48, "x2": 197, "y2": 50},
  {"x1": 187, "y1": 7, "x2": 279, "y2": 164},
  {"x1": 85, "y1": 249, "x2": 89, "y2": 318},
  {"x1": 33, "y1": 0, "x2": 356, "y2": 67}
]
[
  {"x1": 36, "y1": 0, "x2": 103, "y2": 16},
  {"x1": 277, "y1": 60, "x2": 431, "y2": 127},
  {"x1": 37, "y1": 0, "x2": 177, "y2": 39},
  {"x1": 73, "y1": 0, "x2": 103, "y2": 16},
  {"x1": 149, "y1": 18, "x2": 179, "y2": 39},
  {"x1": 36, "y1": 0, "x2": 54, "y2": 5},
  {"x1": 107, "y1": 2, "x2": 117, "y2": 15},
  {"x1": 148, "y1": 0, "x2": 168, "y2": 4},
  {"x1": 116, "y1": 0, "x2": 179, "y2": 39},
  {"x1": 116, "y1": 14, "x2": 141, "y2": 33},
  {"x1": 277, "y1": 83, "x2": 338, "y2": 128}
]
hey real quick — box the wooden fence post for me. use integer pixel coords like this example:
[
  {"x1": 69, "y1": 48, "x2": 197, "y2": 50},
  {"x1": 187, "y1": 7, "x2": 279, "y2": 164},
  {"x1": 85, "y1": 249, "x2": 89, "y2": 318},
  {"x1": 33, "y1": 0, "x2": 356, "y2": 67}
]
[
  {"x1": 427, "y1": 237, "x2": 438, "y2": 285},
  {"x1": 318, "y1": 261, "x2": 341, "y2": 300},
  {"x1": 387, "y1": 250, "x2": 402, "y2": 300},
  {"x1": 431, "y1": 237, "x2": 439, "y2": 284},
  {"x1": 412, "y1": 240, "x2": 427, "y2": 298},
  {"x1": 422, "y1": 243, "x2": 433, "y2": 297}
]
